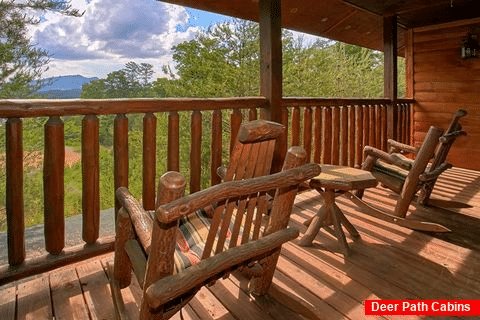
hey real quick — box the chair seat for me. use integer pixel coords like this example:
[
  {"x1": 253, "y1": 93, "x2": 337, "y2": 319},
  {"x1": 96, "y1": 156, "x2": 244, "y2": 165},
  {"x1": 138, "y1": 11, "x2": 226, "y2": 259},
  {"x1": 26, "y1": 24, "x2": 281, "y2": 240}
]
[
  {"x1": 371, "y1": 160, "x2": 408, "y2": 194},
  {"x1": 173, "y1": 206, "x2": 266, "y2": 273},
  {"x1": 174, "y1": 209, "x2": 215, "y2": 273}
]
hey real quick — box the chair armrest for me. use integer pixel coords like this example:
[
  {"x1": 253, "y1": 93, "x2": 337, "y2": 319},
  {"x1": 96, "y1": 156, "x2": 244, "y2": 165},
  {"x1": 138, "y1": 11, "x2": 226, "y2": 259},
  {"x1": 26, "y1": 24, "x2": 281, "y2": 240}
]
[
  {"x1": 116, "y1": 187, "x2": 154, "y2": 251},
  {"x1": 156, "y1": 163, "x2": 321, "y2": 224},
  {"x1": 440, "y1": 130, "x2": 467, "y2": 143},
  {"x1": 145, "y1": 227, "x2": 299, "y2": 310},
  {"x1": 419, "y1": 163, "x2": 452, "y2": 182},
  {"x1": 387, "y1": 139, "x2": 418, "y2": 155},
  {"x1": 364, "y1": 146, "x2": 412, "y2": 170}
]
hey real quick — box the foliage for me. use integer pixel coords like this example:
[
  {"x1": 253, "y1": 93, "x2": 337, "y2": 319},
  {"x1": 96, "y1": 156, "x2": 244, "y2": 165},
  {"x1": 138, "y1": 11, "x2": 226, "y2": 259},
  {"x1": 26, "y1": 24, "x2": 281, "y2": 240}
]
[
  {"x1": 80, "y1": 62, "x2": 155, "y2": 98},
  {"x1": 0, "y1": 18, "x2": 408, "y2": 229},
  {"x1": 0, "y1": 0, "x2": 81, "y2": 98}
]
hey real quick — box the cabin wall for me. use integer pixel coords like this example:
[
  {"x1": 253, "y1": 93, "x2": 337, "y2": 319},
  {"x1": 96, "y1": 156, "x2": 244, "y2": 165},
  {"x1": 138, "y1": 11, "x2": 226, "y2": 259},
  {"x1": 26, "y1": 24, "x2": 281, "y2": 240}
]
[{"x1": 409, "y1": 18, "x2": 480, "y2": 170}]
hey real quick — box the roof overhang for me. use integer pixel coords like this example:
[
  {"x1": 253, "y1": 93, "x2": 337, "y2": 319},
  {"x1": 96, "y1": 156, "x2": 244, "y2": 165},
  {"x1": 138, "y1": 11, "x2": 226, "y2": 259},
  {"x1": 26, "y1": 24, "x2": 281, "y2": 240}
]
[{"x1": 160, "y1": 0, "x2": 480, "y2": 55}]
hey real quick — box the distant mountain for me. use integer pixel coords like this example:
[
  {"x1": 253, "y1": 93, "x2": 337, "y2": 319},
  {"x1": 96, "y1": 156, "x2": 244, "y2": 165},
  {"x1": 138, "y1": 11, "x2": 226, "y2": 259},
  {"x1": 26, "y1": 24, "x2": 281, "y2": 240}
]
[{"x1": 36, "y1": 75, "x2": 98, "y2": 99}]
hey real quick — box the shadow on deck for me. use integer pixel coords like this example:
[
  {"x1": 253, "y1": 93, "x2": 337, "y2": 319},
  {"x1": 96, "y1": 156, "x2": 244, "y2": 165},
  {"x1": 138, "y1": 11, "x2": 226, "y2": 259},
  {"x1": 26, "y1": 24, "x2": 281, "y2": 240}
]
[{"x1": 1, "y1": 167, "x2": 479, "y2": 319}]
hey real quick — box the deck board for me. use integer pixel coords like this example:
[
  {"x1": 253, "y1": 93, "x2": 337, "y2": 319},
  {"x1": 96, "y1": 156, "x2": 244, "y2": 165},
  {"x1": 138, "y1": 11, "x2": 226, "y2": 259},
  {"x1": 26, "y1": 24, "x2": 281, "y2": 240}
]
[{"x1": 0, "y1": 167, "x2": 479, "y2": 319}]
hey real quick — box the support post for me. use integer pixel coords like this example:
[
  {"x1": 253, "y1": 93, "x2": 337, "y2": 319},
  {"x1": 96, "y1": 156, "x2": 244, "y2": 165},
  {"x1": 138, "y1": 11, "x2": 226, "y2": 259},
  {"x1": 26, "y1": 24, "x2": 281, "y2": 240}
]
[
  {"x1": 260, "y1": 0, "x2": 284, "y2": 172},
  {"x1": 384, "y1": 15, "x2": 398, "y2": 141}
]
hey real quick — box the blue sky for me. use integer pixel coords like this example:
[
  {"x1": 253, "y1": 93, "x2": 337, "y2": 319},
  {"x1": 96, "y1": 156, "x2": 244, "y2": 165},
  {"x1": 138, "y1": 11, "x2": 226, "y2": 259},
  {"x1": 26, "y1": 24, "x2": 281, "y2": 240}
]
[{"x1": 29, "y1": 0, "x2": 317, "y2": 79}]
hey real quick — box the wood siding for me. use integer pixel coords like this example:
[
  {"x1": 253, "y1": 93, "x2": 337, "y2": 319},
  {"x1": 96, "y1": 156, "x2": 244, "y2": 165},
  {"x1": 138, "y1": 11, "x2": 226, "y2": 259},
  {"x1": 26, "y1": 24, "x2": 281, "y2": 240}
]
[{"x1": 410, "y1": 18, "x2": 480, "y2": 170}]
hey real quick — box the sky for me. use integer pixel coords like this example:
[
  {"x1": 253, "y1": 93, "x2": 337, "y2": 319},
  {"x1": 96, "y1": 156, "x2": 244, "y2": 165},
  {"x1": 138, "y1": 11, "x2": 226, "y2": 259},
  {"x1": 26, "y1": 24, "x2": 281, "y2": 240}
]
[{"x1": 29, "y1": 0, "x2": 320, "y2": 80}]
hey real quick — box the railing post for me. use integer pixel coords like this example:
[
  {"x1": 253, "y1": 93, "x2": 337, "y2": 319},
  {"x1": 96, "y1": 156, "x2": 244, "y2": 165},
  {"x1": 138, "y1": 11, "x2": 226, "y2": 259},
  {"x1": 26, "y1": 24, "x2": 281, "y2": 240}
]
[
  {"x1": 211, "y1": 109, "x2": 223, "y2": 186},
  {"x1": 303, "y1": 106, "x2": 312, "y2": 163},
  {"x1": 114, "y1": 114, "x2": 129, "y2": 218},
  {"x1": 82, "y1": 115, "x2": 100, "y2": 244},
  {"x1": 167, "y1": 111, "x2": 180, "y2": 172},
  {"x1": 44, "y1": 116, "x2": 65, "y2": 255},
  {"x1": 321, "y1": 107, "x2": 332, "y2": 164},
  {"x1": 313, "y1": 106, "x2": 322, "y2": 164},
  {"x1": 143, "y1": 113, "x2": 157, "y2": 210},
  {"x1": 190, "y1": 110, "x2": 202, "y2": 193},
  {"x1": 6, "y1": 118, "x2": 25, "y2": 266}
]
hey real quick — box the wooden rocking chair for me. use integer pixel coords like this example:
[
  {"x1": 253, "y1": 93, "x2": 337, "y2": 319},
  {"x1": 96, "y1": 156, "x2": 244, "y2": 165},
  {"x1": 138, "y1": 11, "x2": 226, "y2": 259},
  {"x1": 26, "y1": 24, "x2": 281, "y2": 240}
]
[
  {"x1": 109, "y1": 120, "x2": 321, "y2": 319},
  {"x1": 387, "y1": 109, "x2": 467, "y2": 206},
  {"x1": 347, "y1": 125, "x2": 452, "y2": 232}
]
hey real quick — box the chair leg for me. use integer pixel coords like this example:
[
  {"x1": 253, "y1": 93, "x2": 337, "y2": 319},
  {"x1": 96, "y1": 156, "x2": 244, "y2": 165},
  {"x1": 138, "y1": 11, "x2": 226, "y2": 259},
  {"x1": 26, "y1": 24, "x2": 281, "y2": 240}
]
[
  {"x1": 249, "y1": 250, "x2": 281, "y2": 296},
  {"x1": 114, "y1": 208, "x2": 135, "y2": 288}
]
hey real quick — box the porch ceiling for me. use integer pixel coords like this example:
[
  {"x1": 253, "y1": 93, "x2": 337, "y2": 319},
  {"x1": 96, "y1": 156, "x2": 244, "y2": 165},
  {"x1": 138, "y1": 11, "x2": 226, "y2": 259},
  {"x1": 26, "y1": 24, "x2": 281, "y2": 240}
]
[{"x1": 160, "y1": 0, "x2": 480, "y2": 54}]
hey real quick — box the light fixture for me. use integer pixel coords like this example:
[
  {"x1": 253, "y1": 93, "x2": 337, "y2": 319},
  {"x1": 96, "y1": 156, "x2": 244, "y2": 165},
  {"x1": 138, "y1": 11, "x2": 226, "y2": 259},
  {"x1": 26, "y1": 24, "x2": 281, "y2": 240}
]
[{"x1": 461, "y1": 33, "x2": 479, "y2": 59}]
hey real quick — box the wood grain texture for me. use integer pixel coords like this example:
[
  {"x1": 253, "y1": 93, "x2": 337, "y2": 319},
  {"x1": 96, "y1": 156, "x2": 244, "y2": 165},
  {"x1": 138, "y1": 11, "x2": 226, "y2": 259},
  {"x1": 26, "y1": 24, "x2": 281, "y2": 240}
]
[
  {"x1": 313, "y1": 106, "x2": 322, "y2": 163},
  {"x1": 0, "y1": 97, "x2": 267, "y2": 118},
  {"x1": 114, "y1": 114, "x2": 129, "y2": 216},
  {"x1": 145, "y1": 227, "x2": 299, "y2": 309},
  {"x1": 142, "y1": 112, "x2": 157, "y2": 211},
  {"x1": 44, "y1": 116, "x2": 65, "y2": 255},
  {"x1": 0, "y1": 235, "x2": 114, "y2": 285},
  {"x1": 168, "y1": 111, "x2": 180, "y2": 172},
  {"x1": 190, "y1": 110, "x2": 202, "y2": 193},
  {"x1": 5, "y1": 118, "x2": 25, "y2": 266},
  {"x1": 50, "y1": 268, "x2": 90, "y2": 319},
  {"x1": 211, "y1": 109, "x2": 223, "y2": 186},
  {"x1": 154, "y1": 163, "x2": 320, "y2": 224},
  {"x1": 412, "y1": 20, "x2": 479, "y2": 170},
  {"x1": 82, "y1": 115, "x2": 100, "y2": 244},
  {"x1": 17, "y1": 276, "x2": 52, "y2": 320}
]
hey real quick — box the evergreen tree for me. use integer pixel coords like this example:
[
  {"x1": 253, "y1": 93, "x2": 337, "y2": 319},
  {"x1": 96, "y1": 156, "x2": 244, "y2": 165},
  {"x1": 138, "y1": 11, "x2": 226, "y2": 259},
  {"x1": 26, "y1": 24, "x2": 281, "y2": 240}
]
[{"x1": 0, "y1": 0, "x2": 81, "y2": 98}]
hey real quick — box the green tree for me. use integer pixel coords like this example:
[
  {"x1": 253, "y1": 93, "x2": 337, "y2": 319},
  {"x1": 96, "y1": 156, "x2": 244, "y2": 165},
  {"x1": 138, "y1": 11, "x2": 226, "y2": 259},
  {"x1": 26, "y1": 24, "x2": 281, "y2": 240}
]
[
  {"x1": 81, "y1": 61, "x2": 155, "y2": 98},
  {"x1": 0, "y1": 0, "x2": 81, "y2": 98}
]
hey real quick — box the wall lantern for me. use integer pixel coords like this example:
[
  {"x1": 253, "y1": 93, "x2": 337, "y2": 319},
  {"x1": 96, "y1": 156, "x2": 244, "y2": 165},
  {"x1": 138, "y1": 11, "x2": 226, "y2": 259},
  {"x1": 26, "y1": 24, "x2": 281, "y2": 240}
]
[{"x1": 461, "y1": 33, "x2": 479, "y2": 59}]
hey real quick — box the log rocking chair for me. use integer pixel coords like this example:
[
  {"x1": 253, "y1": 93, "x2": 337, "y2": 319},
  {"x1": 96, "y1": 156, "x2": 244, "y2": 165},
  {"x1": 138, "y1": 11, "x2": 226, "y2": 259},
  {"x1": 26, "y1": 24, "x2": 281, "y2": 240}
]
[
  {"x1": 348, "y1": 109, "x2": 467, "y2": 232},
  {"x1": 109, "y1": 120, "x2": 321, "y2": 319}
]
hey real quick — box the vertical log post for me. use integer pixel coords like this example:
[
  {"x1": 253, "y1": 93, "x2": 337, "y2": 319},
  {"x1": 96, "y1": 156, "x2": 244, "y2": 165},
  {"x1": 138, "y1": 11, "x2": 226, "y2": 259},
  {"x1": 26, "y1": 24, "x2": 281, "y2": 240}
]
[
  {"x1": 168, "y1": 111, "x2": 180, "y2": 172},
  {"x1": 6, "y1": 118, "x2": 25, "y2": 266},
  {"x1": 384, "y1": 15, "x2": 398, "y2": 141},
  {"x1": 362, "y1": 106, "x2": 370, "y2": 152},
  {"x1": 82, "y1": 115, "x2": 100, "y2": 244},
  {"x1": 211, "y1": 109, "x2": 223, "y2": 186},
  {"x1": 291, "y1": 105, "x2": 300, "y2": 146},
  {"x1": 114, "y1": 114, "x2": 128, "y2": 217},
  {"x1": 348, "y1": 106, "x2": 356, "y2": 167},
  {"x1": 381, "y1": 104, "x2": 388, "y2": 151},
  {"x1": 313, "y1": 106, "x2": 322, "y2": 164},
  {"x1": 355, "y1": 105, "x2": 363, "y2": 166},
  {"x1": 331, "y1": 107, "x2": 340, "y2": 165},
  {"x1": 143, "y1": 113, "x2": 157, "y2": 211},
  {"x1": 140, "y1": 172, "x2": 186, "y2": 319},
  {"x1": 259, "y1": 0, "x2": 284, "y2": 173},
  {"x1": 190, "y1": 110, "x2": 202, "y2": 193},
  {"x1": 375, "y1": 105, "x2": 382, "y2": 149},
  {"x1": 340, "y1": 106, "x2": 348, "y2": 166},
  {"x1": 44, "y1": 116, "x2": 65, "y2": 255},
  {"x1": 303, "y1": 106, "x2": 312, "y2": 163},
  {"x1": 369, "y1": 105, "x2": 376, "y2": 149},
  {"x1": 321, "y1": 107, "x2": 332, "y2": 164}
]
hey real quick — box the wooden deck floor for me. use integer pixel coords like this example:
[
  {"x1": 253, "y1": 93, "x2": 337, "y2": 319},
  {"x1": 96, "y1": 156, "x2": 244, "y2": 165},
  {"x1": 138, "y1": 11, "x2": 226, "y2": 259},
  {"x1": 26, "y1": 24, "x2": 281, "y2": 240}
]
[{"x1": 1, "y1": 167, "x2": 480, "y2": 319}]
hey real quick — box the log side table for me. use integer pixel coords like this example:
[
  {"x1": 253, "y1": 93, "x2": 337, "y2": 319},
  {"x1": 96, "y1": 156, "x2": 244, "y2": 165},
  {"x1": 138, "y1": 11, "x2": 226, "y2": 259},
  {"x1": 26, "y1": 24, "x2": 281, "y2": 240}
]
[{"x1": 298, "y1": 164, "x2": 378, "y2": 256}]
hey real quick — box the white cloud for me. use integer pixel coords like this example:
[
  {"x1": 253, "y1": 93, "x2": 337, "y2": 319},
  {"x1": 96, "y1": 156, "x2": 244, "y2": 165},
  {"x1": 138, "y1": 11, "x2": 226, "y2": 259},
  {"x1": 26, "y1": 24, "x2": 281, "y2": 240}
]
[{"x1": 30, "y1": 0, "x2": 199, "y2": 78}]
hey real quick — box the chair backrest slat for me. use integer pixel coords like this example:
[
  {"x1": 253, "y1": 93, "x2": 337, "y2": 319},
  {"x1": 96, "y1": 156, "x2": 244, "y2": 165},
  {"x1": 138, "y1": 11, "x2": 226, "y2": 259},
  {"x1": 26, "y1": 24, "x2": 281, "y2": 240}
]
[{"x1": 201, "y1": 120, "x2": 284, "y2": 258}]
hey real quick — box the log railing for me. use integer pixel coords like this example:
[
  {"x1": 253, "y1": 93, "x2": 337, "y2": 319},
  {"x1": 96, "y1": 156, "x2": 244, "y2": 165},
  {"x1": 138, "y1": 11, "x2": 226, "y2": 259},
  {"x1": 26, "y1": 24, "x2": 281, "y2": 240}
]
[
  {"x1": 283, "y1": 98, "x2": 413, "y2": 168},
  {"x1": 0, "y1": 96, "x2": 413, "y2": 284}
]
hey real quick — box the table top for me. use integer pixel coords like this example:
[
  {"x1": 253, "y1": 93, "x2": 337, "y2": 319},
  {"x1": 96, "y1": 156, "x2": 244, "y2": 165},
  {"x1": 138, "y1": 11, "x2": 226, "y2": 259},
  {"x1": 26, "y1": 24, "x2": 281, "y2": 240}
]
[{"x1": 309, "y1": 164, "x2": 378, "y2": 191}]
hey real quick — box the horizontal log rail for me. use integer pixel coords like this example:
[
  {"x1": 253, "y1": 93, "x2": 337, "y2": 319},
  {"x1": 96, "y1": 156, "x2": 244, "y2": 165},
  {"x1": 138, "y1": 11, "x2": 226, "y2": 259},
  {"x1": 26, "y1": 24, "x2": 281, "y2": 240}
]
[
  {"x1": 0, "y1": 96, "x2": 413, "y2": 284},
  {"x1": 283, "y1": 98, "x2": 413, "y2": 168}
]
